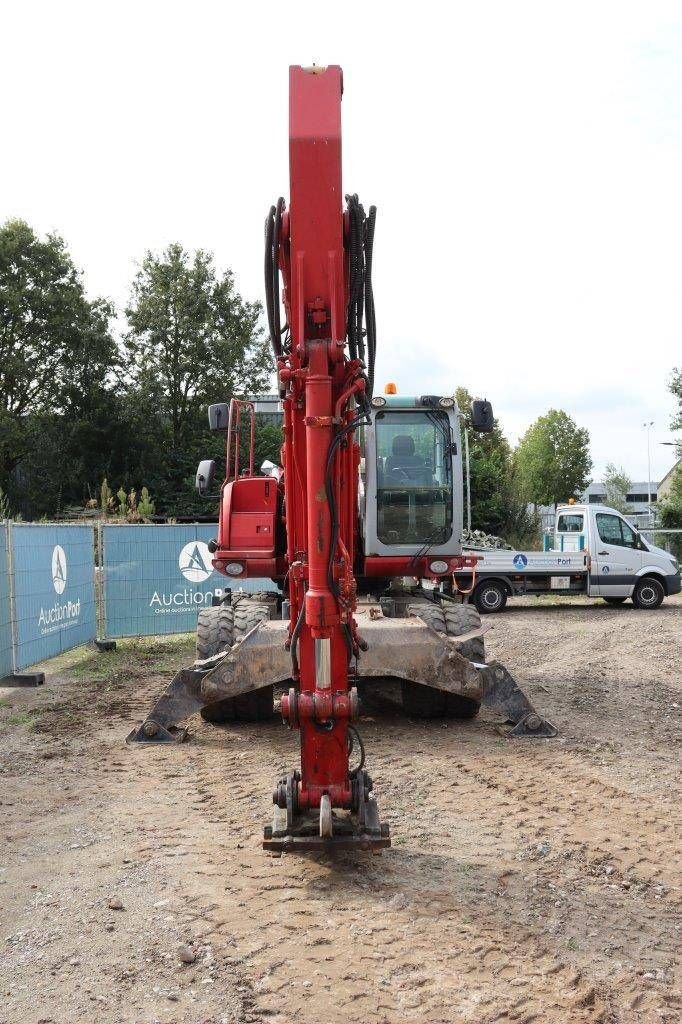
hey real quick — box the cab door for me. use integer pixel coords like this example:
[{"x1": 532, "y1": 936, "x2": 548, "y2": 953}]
[{"x1": 591, "y1": 511, "x2": 642, "y2": 596}]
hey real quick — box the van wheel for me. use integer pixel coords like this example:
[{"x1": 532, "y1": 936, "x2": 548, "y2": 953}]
[
  {"x1": 632, "y1": 577, "x2": 664, "y2": 610},
  {"x1": 473, "y1": 580, "x2": 507, "y2": 614},
  {"x1": 603, "y1": 596, "x2": 626, "y2": 606}
]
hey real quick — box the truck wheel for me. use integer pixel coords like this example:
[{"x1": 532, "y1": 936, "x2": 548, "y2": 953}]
[
  {"x1": 632, "y1": 577, "x2": 664, "y2": 610},
  {"x1": 473, "y1": 580, "x2": 507, "y2": 614},
  {"x1": 603, "y1": 596, "x2": 626, "y2": 606},
  {"x1": 400, "y1": 603, "x2": 481, "y2": 719},
  {"x1": 197, "y1": 601, "x2": 273, "y2": 722}
]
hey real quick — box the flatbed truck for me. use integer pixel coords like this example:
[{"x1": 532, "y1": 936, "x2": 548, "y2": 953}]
[{"x1": 457, "y1": 503, "x2": 680, "y2": 613}]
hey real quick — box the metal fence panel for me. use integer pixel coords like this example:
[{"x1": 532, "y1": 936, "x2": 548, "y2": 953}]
[
  {"x1": 10, "y1": 524, "x2": 97, "y2": 670},
  {"x1": 101, "y1": 524, "x2": 276, "y2": 638},
  {"x1": 0, "y1": 523, "x2": 13, "y2": 677}
]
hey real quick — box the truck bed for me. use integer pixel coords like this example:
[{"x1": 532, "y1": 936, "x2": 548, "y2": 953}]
[{"x1": 460, "y1": 548, "x2": 589, "y2": 576}]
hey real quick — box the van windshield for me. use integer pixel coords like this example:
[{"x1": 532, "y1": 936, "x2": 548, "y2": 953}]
[
  {"x1": 557, "y1": 513, "x2": 584, "y2": 533},
  {"x1": 375, "y1": 410, "x2": 453, "y2": 545}
]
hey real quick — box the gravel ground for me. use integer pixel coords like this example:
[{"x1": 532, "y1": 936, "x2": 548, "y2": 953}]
[{"x1": 0, "y1": 595, "x2": 680, "y2": 1024}]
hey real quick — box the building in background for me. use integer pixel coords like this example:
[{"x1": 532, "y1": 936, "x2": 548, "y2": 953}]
[
  {"x1": 250, "y1": 394, "x2": 283, "y2": 426},
  {"x1": 581, "y1": 480, "x2": 658, "y2": 517},
  {"x1": 657, "y1": 459, "x2": 681, "y2": 503}
]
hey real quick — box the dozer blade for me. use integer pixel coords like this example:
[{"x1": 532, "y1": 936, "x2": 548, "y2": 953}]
[
  {"x1": 127, "y1": 614, "x2": 555, "y2": 744},
  {"x1": 127, "y1": 620, "x2": 291, "y2": 744}
]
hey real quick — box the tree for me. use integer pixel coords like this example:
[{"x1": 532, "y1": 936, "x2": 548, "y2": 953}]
[
  {"x1": 659, "y1": 368, "x2": 682, "y2": 557},
  {"x1": 124, "y1": 244, "x2": 271, "y2": 444},
  {"x1": 515, "y1": 409, "x2": 592, "y2": 508},
  {"x1": 671, "y1": 367, "x2": 682, "y2": 431},
  {"x1": 603, "y1": 463, "x2": 631, "y2": 514},
  {"x1": 455, "y1": 387, "x2": 537, "y2": 544},
  {"x1": 122, "y1": 243, "x2": 274, "y2": 514},
  {"x1": 0, "y1": 219, "x2": 116, "y2": 490},
  {"x1": 658, "y1": 464, "x2": 682, "y2": 559}
]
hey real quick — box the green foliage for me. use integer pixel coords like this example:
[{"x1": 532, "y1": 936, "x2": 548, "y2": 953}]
[
  {"x1": 658, "y1": 462, "x2": 682, "y2": 559},
  {"x1": 2, "y1": 227, "x2": 277, "y2": 521},
  {"x1": 0, "y1": 487, "x2": 12, "y2": 519},
  {"x1": 657, "y1": 368, "x2": 682, "y2": 557},
  {"x1": 138, "y1": 486, "x2": 155, "y2": 520},
  {"x1": 455, "y1": 387, "x2": 538, "y2": 544},
  {"x1": 671, "y1": 367, "x2": 682, "y2": 431},
  {"x1": 116, "y1": 487, "x2": 128, "y2": 516},
  {"x1": 515, "y1": 409, "x2": 592, "y2": 508},
  {"x1": 124, "y1": 243, "x2": 271, "y2": 441},
  {"x1": 0, "y1": 219, "x2": 116, "y2": 491},
  {"x1": 100, "y1": 478, "x2": 113, "y2": 515},
  {"x1": 603, "y1": 463, "x2": 632, "y2": 515}
]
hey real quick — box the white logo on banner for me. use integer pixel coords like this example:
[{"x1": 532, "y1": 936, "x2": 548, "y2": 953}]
[
  {"x1": 52, "y1": 545, "x2": 67, "y2": 594},
  {"x1": 178, "y1": 541, "x2": 213, "y2": 583}
]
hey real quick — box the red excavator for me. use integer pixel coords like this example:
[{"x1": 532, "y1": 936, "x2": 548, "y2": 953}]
[{"x1": 128, "y1": 66, "x2": 555, "y2": 853}]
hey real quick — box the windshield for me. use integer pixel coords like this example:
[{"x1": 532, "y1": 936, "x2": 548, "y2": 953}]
[{"x1": 375, "y1": 410, "x2": 453, "y2": 545}]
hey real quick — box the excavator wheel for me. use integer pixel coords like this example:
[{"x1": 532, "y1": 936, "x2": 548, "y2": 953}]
[
  {"x1": 400, "y1": 602, "x2": 483, "y2": 720},
  {"x1": 197, "y1": 600, "x2": 274, "y2": 723}
]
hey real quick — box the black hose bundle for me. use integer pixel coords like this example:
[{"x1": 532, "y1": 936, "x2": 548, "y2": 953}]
[
  {"x1": 264, "y1": 198, "x2": 287, "y2": 385},
  {"x1": 345, "y1": 194, "x2": 377, "y2": 399}
]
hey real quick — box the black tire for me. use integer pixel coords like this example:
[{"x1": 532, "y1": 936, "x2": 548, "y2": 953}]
[
  {"x1": 473, "y1": 580, "x2": 507, "y2": 614},
  {"x1": 198, "y1": 600, "x2": 274, "y2": 723},
  {"x1": 196, "y1": 604, "x2": 234, "y2": 661},
  {"x1": 441, "y1": 604, "x2": 483, "y2": 719},
  {"x1": 603, "y1": 596, "x2": 627, "y2": 606},
  {"x1": 632, "y1": 577, "x2": 665, "y2": 610},
  {"x1": 400, "y1": 603, "x2": 482, "y2": 719}
]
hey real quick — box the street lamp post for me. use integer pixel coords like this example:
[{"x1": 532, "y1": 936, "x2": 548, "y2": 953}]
[{"x1": 644, "y1": 421, "x2": 654, "y2": 526}]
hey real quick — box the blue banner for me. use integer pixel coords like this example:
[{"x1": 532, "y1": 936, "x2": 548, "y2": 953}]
[
  {"x1": 101, "y1": 524, "x2": 276, "y2": 638},
  {"x1": 11, "y1": 524, "x2": 97, "y2": 670},
  {"x1": 0, "y1": 524, "x2": 13, "y2": 678}
]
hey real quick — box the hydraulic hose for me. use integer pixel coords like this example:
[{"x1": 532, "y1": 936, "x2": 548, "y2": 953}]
[{"x1": 325, "y1": 411, "x2": 370, "y2": 600}]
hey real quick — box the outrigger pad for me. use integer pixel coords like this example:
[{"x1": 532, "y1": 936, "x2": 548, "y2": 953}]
[
  {"x1": 126, "y1": 621, "x2": 292, "y2": 744},
  {"x1": 126, "y1": 668, "x2": 204, "y2": 744},
  {"x1": 477, "y1": 661, "x2": 558, "y2": 738}
]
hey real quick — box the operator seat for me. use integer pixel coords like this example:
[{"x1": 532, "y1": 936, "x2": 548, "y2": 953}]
[{"x1": 385, "y1": 435, "x2": 430, "y2": 484}]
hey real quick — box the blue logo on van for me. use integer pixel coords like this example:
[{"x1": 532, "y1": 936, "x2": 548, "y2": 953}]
[
  {"x1": 602, "y1": 565, "x2": 610, "y2": 574},
  {"x1": 513, "y1": 553, "x2": 528, "y2": 569}
]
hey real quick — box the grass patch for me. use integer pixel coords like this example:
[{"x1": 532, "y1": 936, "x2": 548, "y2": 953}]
[
  {"x1": 3, "y1": 711, "x2": 37, "y2": 730},
  {"x1": 28, "y1": 634, "x2": 196, "y2": 687}
]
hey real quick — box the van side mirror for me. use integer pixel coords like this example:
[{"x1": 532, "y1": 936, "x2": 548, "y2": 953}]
[
  {"x1": 208, "y1": 403, "x2": 229, "y2": 430},
  {"x1": 471, "y1": 399, "x2": 494, "y2": 433},
  {"x1": 196, "y1": 459, "x2": 216, "y2": 497}
]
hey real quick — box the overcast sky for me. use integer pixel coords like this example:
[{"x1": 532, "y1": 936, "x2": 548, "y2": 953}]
[{"x1": 2, "y1": 1, "x2": 680, "y2": 483}]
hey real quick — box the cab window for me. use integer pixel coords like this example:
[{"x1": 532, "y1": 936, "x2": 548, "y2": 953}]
[
  {"x1": 557, "y1": 513, "x2": 583, "y2": 533},
  {"x1": 596, "y1": 513, "x2": 637, "y2": 548},
  {"x1": 375, "y1": 410, "x2": 453, "y2": 545}
]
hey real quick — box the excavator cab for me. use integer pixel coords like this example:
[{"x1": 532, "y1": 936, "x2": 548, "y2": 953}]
[{"x1": 361, "y1": 395, "x2": 464, "y2": 559}]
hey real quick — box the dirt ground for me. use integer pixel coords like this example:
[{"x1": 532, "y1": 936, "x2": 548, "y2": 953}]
[{"x1": 1, "y1": 595, "x2": 680, "y2": 1024}]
